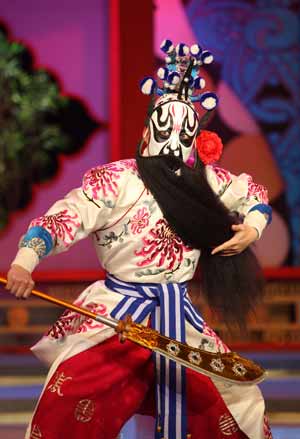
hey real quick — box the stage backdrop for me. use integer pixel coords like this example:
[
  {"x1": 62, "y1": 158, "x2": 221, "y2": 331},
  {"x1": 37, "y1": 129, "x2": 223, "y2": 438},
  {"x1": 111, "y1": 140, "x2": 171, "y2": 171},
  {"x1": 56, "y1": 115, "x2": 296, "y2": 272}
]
[{"x1": 0, "y1": 0, "x2": 109, "y2": 272}]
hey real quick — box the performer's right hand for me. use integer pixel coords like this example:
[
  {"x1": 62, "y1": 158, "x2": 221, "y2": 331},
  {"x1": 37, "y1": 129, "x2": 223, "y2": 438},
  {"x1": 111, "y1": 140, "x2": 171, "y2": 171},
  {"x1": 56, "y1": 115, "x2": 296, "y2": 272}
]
[{"x1": 6, "y1": 264, "x2": 35, "y2": 299}]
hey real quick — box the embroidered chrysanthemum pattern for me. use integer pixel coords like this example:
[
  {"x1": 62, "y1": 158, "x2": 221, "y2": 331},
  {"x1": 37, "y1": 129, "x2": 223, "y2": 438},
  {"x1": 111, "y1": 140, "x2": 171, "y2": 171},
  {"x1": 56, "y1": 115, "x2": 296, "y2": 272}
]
[
  {"x1": 203, "y1": 322, "x2": 230, "y2": 353},
  {"x1": 135, "y1": 218, "x2": 191, "y2": 270},
  {"x1": 119, "y1": 159, "x2": 138, "y2": 172},
  {"x1": 212, "y1": 165, "x2": 232, "y2": 195},
  {"x1": 47, "y1": 309, "x2": 82, "y2": 339},
  {"x1": 263, "y1": 415, "x2": 273, "y2": 439},
  {"x1": 246, "y1": 175, "x2": 269, "y2": 204},
  {"x1": 83, "y1": 160, "x2": 137, "y2": 200},
  {"x1": 75, "y1": 301, "x2": 108, "y2": 333},
  {"x1": 83, "y1": 164, "x2": 123, "y2": 198},
  {"x1": 130, "y1": 207, "x2": 150, "y2": 234},
  {"x1": 47, "y1": 301, "x2": 108, "y2": 339},
  {"x1": 31, "y1": 210, "x2": 80, "y2": 246}
]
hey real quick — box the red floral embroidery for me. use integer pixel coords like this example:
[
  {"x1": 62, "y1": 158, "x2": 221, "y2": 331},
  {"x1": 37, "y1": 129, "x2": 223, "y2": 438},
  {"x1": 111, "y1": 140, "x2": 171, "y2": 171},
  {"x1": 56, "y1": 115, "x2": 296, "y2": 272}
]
[
  {"x1": 83, "y1": 163, "x2": 123, "y2": 199},
  {"x1": 202, "y1": 322, "x2": 230, "y2": 353},
  {"x1": 119, "y1": 159, "x2": 137, "y2": 171},
  {"x1": 212, "y1": 165, "x2": 232, "y2": 186},
  {"x1": 135, "y1": 219, "x2": 191, "y2": 270},
  {"x1": 47, "y1": 300, "x2": 108, "y2": 339},
  {"x1": 130, "y1": 207, "x2": 150, "y2": 235},
  {"x1": 196, "y1": 130, "x2": 223, "y2": 164},
  {"x1": 31, "y1": 210, "x2": 80, "y2": 245},
  {"x1": 246, "y1": 175, "x2": 269, "y2": 204},
  {"x1": 47, "y1": 309, "x2": 81, "y2": 339},
  {"x1": 75, "y1": 300, "x2": 108, "y2": 333},
  {"x1": 263, "y1": 415, "x2": 273, "y2": 439},
  {"x1": 83, "y1": 160, "x2": 137, "y2": 200}
]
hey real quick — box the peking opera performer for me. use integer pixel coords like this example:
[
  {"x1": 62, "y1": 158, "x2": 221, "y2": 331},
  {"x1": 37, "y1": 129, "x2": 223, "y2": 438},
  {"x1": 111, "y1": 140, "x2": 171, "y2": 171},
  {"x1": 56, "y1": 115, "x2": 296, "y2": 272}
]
[{"x1": 6, "y1": 40, "x2": 273, "y2": 439}]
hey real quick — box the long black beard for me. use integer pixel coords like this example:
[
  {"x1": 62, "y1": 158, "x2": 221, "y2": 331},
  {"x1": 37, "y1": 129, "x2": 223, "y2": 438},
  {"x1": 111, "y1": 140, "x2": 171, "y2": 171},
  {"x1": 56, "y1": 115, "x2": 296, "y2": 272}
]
[{"x1": 136, "y1": 152, "x2": 265, "y2": 328}]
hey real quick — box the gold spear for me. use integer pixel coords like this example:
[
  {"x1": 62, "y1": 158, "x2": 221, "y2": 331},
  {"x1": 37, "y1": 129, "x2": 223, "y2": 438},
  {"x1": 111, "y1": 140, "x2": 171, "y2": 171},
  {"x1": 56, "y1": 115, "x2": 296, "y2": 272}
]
[{"x1": 0, "y1": 276, "x2": 266, "y2": 385}]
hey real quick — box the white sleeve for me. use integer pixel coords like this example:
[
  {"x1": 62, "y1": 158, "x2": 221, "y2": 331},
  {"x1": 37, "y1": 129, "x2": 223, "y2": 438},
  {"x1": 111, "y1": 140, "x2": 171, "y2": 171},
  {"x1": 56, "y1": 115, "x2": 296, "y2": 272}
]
[
  {"x1": 11, "y1": 163, "x2": 124, "y2": 272},
  {"x1": 206, "y1": 165, "x2": 272, "y2": 239}
]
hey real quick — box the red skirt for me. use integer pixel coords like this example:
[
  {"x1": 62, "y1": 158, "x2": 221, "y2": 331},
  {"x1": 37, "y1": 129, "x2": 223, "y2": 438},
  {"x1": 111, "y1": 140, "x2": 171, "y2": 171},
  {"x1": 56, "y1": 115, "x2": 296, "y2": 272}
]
[{"x1": 28, "y1": 335, "x2": 253, "y2": 439}]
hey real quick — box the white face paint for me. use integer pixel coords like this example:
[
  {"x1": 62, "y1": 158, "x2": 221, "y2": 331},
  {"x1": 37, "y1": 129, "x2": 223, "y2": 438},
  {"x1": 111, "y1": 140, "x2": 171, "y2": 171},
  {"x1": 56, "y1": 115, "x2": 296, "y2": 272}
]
[{"x1": 144, "y1": 99, "x2": 199, "y2": 163}]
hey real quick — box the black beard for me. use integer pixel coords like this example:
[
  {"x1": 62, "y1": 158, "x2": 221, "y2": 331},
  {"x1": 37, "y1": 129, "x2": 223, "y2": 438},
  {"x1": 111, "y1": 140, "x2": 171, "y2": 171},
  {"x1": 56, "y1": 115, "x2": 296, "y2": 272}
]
[
  {"x1": 136, "y1": 152, "x2": 264, "y2": 328},
  {"x1": 136, "y1": 153, "x2": 235, "y2": 249}
]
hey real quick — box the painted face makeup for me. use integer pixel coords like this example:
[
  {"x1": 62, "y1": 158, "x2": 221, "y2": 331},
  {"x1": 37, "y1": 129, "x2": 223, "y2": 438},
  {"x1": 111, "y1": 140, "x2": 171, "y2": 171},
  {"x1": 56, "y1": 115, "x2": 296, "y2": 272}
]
[{"x1": 145, "y1": 99, "x2": 199, "y2": 163}]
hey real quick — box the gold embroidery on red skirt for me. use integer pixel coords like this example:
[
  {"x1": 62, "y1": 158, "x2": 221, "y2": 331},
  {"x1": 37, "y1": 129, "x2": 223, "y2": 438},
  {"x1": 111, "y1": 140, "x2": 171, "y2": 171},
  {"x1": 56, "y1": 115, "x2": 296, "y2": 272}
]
[
  {"x1": 219, "y1": 414, "x2": 239, "y2": 435},
  {"x1": 30, "y1": 424, "x2": 42, "y2": 438},
  {"x1": 75, "y1": 399, "x2": 96, "y2": 423},
  {"x1": 47, "y1": 371, "x2": 72, "y2": 396}
]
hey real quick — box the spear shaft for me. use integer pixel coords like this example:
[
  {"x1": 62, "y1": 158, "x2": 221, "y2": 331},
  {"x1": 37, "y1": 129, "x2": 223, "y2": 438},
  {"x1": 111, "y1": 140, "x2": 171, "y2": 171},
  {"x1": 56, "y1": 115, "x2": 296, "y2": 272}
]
[
  {"x1": 0, "y1": 276, "x2": 266, "y2": 385},
  {"x1": 0, "y1": 276, "x2": 119, "y2": 329}
]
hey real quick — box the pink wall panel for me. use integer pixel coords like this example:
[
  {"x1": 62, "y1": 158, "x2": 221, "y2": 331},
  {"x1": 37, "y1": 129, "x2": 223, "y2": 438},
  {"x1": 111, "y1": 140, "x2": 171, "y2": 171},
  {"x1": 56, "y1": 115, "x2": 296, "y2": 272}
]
[{"x1": 0, "y1": 0, "x2": 109, "y2": 272}]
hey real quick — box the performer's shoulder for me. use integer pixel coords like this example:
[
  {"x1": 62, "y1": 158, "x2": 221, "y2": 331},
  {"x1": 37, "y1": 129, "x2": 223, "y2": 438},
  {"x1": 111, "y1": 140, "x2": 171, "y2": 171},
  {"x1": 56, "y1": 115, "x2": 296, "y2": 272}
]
[
  {"x1": 81, "y1": 159, "x2": 139, "y2": 199},
  {"x1": 83, "y1": 159, "x2": 138, "y2": 181},
  {"x1": 205, "y1": 164, "x2": 232, "y2": 183}
]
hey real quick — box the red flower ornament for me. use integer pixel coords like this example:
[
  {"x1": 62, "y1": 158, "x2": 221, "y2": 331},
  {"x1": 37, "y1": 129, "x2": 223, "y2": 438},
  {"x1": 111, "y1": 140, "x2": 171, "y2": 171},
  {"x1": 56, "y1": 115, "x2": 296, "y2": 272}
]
[{"x1": 196, "y1": 130, "x2": 223, "y2": 165}]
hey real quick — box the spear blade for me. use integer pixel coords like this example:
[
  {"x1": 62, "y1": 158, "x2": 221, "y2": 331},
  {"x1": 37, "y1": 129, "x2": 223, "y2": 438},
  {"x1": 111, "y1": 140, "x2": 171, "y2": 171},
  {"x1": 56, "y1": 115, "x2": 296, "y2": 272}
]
[{"x1": 116, "y1": 315, "x2": 267, "y2": 385}]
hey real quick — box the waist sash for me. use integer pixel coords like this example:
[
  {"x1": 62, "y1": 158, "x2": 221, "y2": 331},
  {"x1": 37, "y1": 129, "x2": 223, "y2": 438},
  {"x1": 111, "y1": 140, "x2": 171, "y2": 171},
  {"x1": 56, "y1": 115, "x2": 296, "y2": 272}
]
[{"x1": 105, "y1": 274, "x2": 204, "y2": 439}]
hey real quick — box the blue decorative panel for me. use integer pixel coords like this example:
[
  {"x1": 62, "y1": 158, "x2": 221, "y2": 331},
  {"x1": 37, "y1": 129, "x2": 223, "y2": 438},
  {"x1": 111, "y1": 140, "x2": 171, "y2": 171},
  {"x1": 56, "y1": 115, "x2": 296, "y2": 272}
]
[{"x1": 186, "y1": 0, "x2": 300, "y2": 263}]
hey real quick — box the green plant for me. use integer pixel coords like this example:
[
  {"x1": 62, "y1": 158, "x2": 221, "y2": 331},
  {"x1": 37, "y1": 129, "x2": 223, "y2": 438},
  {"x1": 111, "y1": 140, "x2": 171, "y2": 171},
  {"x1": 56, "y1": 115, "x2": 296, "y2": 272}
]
[{"x1": 0, "y1": 26, "x2": 99, "y2": 230}]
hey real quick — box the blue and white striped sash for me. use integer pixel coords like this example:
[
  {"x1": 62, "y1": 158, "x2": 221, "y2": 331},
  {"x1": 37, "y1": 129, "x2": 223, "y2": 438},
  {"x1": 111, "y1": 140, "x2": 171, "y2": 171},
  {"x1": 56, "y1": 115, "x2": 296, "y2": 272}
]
[{"x1": 105, "y1": 274, "x2": 204, "y2": 439}]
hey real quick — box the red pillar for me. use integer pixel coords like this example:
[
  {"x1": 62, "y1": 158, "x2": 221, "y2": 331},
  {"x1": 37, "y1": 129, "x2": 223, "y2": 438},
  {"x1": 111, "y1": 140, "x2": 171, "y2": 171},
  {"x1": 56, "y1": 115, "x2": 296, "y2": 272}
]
[{"x1": 110, "y1": 0, "x2": 154, "y2": 161}]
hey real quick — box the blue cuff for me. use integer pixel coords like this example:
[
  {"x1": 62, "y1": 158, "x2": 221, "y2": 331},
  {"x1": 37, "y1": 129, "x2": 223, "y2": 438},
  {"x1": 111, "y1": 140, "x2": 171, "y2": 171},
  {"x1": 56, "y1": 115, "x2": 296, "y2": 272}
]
[
  {"x1": 20, "y1": 226, "x2": 53, "y2": 259},
  {"x1": 248, "y1": 204, "x2": 272, "y2": 225}
]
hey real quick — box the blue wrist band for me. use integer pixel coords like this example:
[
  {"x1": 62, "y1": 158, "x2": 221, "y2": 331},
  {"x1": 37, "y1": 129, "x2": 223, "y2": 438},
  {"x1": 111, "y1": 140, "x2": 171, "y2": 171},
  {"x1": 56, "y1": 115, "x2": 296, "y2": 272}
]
[
  {"x1": 20, "y1": 226, "x2": 53, "y2": 259},
  {"x1": 248, "y1": 204, "x2": 272, "y2": 225}
]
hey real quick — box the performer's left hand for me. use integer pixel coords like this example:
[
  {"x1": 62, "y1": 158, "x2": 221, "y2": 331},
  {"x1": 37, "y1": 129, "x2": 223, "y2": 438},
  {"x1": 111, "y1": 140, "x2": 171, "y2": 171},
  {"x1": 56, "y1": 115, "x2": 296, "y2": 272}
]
[{"x1": 211, "y1": 224, "x2": 258, "y2": 256}]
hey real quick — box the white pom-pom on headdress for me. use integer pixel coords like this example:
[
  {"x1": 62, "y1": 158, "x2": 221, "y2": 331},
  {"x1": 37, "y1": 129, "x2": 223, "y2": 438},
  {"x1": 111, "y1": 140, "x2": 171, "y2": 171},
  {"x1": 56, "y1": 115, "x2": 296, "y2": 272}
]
[
  {"x1": 167, "y1": 72, "x2": 181, "y2": 85},
  {"x1": 140, "y1": 77, "x2": 156, "y2": 95},
  {"x1": 175, "y1": 43, "x2": 189, "y2": 57},
  {"x1": 199, "y1": 92, "x2": 218, "y2": 110},
  {"x1": 190, "y1": 44, "x2": 202, "y2": 57},
  {"x1": 194, "y1": 76, "x2": 206, "y2": 90},
  {"x1": 201, "y1": 50, "x2": 214, "y2": 65},
  {"x1": 157, "y1": 67, "x2": 169, "y2": 80},
  {"x1": 140, "y1": 39, "x2": 219, "y2": 114},
  {"x1": 160, "y1": 39, "x2": 174, "y2": 54}
]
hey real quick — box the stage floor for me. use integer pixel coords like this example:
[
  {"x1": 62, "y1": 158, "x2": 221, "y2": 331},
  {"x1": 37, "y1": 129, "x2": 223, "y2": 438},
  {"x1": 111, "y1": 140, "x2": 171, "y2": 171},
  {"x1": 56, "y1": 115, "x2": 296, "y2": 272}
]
[{"x1": 1, "y1": 423, "x2": 300, "y2": 439}]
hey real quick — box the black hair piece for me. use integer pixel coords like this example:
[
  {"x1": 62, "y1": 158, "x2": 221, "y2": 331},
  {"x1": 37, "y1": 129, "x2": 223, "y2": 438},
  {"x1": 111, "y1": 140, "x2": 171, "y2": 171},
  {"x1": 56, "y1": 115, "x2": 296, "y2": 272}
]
[
  {"x1": 199, "y1": 109, "x2": 215, "y2": 131},
  {"x1": 136, "y1": 152, "x2": 265, "y2": 329}
]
